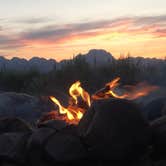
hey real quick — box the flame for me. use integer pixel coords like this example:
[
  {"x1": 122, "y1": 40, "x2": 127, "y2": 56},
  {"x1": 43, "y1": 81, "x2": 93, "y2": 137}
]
[
  {"x1": 49, "y1": 81, "x2": 91, "y2": 124},
  {"x1": 92, "y1": 77, "x2": 159, "y2": 100},
  {"x1": 44, "y1": 78, "x2": 158, "y2": 125},
  {"x1": 50, "y1": 96, "x2": 74, "y2": 120},
  {"x1": 69, "y1": 81, "x2": 91, "y2": 107}
]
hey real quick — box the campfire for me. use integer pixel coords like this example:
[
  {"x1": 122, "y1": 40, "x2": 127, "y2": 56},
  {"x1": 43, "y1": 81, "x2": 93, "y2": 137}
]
[{"x1": 43, "y1": 78, "x2": 158, "y2": 125}]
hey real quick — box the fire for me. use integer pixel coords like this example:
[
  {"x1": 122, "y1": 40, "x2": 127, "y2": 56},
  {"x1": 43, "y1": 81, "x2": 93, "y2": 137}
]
[
  {"x1": 46, "y1": 78, "x2": 158, "y2": 125},
  {"x1": 69, "y1": 81, "x2": 91, "y2": 107},
  {"x1": 49, "y1": 81, "x2": 91, "y2": 124},
  {"x1": 92, "y1": 77, "x2": 159, "y2": 100}
]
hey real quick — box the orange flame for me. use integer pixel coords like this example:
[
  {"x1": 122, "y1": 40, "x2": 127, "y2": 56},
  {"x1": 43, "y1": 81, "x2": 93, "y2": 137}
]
[
  {"x1": 46, "y1": 78, "x2": 158, "y2": 125},
  {"x1": 49, "y1": 81, "x2": 91, "y2": 124},
  {"x1": 92, "y1": 77, "x2": 159, "y2": 100},
  {"x1": 69, "y1": 81, "x2": 91, "y2": 107}
]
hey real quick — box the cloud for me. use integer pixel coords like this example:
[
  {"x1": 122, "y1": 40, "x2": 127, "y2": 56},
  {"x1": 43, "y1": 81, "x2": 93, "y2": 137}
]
[
  {"x1": 15, "y1": 17, "x2": 53, "y2": 24},
  {"x1": 20, "y1": 15, "x2": 166, "y2": 43},
  {"x1": 0, "y1": 35, "x2": 25, "y2": 49},
  {"x1": 0, "y1": 15, "x2": 166, "y2": 50}
]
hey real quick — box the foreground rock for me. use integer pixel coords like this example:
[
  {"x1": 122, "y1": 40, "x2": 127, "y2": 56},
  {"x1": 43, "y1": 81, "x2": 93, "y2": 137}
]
[
  {"x1": 26, "y1": 128, "x2": 56, "y2": 165},
  {"x1": 0, "y1": 132, "x2": 31, "y2": 164},
  {"x1": 45, "y1": 132, "x2": 87, "y2": 163},
  {"x1": 0, "y1": 118, "x2": 32, "y2": 134},
  {"x1": 144, "y1": 97, "x2": 166, "y2": 121},
  {"x1": 0, "y1": 92, "x2": 43, "y2": 124},
  {"x1": 150, "y1": 115, "x2": 166, "y2": 161},
  {"x1": 78, "y1": 99, "x2": 151, "y2": 161}
]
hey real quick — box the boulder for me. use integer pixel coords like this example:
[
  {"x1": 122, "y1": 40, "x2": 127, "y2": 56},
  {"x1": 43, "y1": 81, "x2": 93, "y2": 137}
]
[
  {"x1": 37, "y1": 119, "x2": 67, "y2": 131},
  {"x1": 144, "y1": 97, "x2": 166, "y2": 121},
  {"x1": 45, "y1": 133, "x2": 87, "y2": 163},
  {"x1": 78, "y1": 99, "x2": 151, "y2": 161},
  {"x1": 150, "y1": 116, "x2": 166, "y2": 160},
  {"x1": 0, "y1": 132, "x2": 31, "y2": 164},
  {"x1": 0, "y1": 92, "x2": 43, "y2": 124},
  {"x1": 0, "y1": 117, "x2": 32, "y2": 135},
  {"x1": 26, "y1": 128, "x2": 56, "y2": 165}
]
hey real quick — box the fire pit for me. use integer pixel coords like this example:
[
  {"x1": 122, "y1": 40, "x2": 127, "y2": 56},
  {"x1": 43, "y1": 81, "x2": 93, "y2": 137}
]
[{"x1": 0, "y1": 78, "x2": 160, "y2": 165}]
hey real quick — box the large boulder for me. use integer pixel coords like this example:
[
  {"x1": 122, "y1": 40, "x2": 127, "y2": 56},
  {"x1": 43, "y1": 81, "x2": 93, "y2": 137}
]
[
  {"x1": 45, "y1": 132, "x2": 87, "y2": 163},
  {"x1": 78, "y1": 99, "x2": 151, "y2": 161},
  {"x1": 0, "y1": 118, "x2": 32, "y2": 135},
  {"x1": 150, "y1": 116, "x2": 166, "y2": 160},
  {"x1": 26, "y1": 128, "x2": 56, "y2": 165},
  {"x1": 0, "y1": 92, "x2": 43, "y2": 124},
  {"x1": 0, "y1": 132, "x2": 31, "y2": 164},
  {"x1": 144, "y1": 97, "x2": 166, "y2": 121}
]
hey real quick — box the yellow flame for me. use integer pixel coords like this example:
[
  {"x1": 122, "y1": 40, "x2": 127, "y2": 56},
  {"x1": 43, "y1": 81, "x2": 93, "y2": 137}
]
[
  {"x1": 69, "y1": 81, "x2": 91, "y2": 107},
  {"x1": 50, "y1": 96, "x2": 74, "y2": 120}
]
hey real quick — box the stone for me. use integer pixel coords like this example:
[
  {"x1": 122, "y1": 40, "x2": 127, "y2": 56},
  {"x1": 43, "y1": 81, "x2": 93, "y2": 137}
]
[
  {"x1": 0, "y1": 117, "x2": 32, "y2": 134},
  {"x1": 150, "y1": 116, "x2": 166, "y2": 160},
  {"x1": 0, "y1": 132, "x2": 31, "y2": 164},
  {"x1": 26, "y1": 128, "x2": 56, "y2": 165},
  {"x1": 78, "y1": 99, "x2": 151, "y2": 161},
  {"x1": 0, "y1": 92, "x2": 43, "y2": 124},
  {"x1": 37, "y1": 119, "x2": 67, "y2": 131},
  {"x1": 144, "y1": 97, "x2": 166, "y2": 121},
  {"x1": 45, "y1": 132, "x2": 87, "y2": 163}
]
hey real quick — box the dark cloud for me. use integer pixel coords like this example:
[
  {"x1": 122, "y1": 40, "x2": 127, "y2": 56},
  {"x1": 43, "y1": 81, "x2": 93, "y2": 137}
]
[
  {"x1": 20, "y1": 15, "x2": 166, "y2": 43},
  {"x1": 0, "y1": 35, "x2": 25, "y2": 50},
  {"x1": 1, "y1": 15, "x2": 166, "y2": 49},
  {"x1": 14, "y1": 17, "x2": 53, "y2": 24}
]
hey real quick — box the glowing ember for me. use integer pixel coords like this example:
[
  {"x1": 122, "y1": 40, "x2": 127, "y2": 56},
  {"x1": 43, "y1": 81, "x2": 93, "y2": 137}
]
[{"x1": 48, "y1": 78, "x2": 158, "y2": 125}]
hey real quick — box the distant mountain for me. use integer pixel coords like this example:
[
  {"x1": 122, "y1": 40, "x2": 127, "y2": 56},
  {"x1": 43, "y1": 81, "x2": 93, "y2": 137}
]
[
  {"x1": 82, "y1": 49, "x2": 115, "y2": 66},
  {"x1": 0, "y1": 49, "x2": 165, "y2": 73},
  {"x1": 0, "y1": 56, "x2": 57, "y2": 73}
]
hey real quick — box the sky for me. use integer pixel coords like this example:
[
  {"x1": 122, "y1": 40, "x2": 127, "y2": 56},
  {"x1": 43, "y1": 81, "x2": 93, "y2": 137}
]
[{"x1": 0, "y1": 0, "x2": 166, "y2": 61}]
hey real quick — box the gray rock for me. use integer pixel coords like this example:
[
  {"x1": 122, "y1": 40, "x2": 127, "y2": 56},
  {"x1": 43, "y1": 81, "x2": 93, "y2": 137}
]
[
  {"x1": 26, "y1": 128, "x2": 56, "y2": 165},
  {"x1": 0, "y1": 132, "x2": 30, "y2": 164},
  {"x1": 0, "y1": 118, "x2": 32, "y2": 134},
  {"x1": 78, "y1": 99, "x2": 151, "y2": 161},
  {"x1": 0, "y1": 92, "x2": 43, "y2": 124},
  {"x1": 37, "y1": 120, "x2": 67, "y2": 131},
  {"x1": 45, "y1": 133, "x2": 86, "y2": 163},
  {"x1": 144, "y1": 97, "x2": 166, "y2": 121},
  {"x1": 150, "y1": 116, "x2": 166, "y2": 160}
]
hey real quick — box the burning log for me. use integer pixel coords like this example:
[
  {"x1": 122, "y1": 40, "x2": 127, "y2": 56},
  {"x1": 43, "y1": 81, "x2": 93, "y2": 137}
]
[{"x1": 78, "y1": 99, "x2": 151, "y2": 161}]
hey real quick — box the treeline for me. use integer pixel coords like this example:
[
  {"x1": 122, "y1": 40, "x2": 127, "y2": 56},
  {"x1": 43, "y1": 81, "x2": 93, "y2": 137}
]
[{"x1": 0, "y1": 56, "x2": 165, "y2": 96}]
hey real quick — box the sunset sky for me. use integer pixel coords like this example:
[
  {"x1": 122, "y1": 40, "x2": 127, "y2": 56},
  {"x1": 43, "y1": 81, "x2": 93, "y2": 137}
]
[{"x1": 0, "y1": 0, "x2": 166, "y2": 61}]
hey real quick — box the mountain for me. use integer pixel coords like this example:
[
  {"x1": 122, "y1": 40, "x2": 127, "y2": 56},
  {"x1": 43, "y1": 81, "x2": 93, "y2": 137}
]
[
  {"x1": 80, "y1": 49, "x2": 115, "y2": 66},
  {"x1": 0, "y1": 56, "x2": 57, "y2": 73},
  {"x1": 0, "y1": 49, "x2": 165, "y2": 73}
]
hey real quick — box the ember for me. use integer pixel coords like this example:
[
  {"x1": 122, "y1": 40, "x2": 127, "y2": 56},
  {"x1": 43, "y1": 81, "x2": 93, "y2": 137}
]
[{"x1": 49, "y1": 78, "x2": 158, "y2": 124}]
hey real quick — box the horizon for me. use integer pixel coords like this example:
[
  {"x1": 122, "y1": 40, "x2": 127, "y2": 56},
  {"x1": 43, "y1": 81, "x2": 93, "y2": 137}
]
[
  {"x1": 0, "y1": 0, "x2": 166, "y2": 60},
  {"x1": 0, "y1": 49, "x2": 165, "y2": 62}
]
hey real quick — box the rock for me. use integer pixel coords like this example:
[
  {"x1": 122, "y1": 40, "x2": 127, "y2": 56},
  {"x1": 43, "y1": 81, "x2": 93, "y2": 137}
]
[
  {"x1": 150, "y1": 116, "x2": 166, "y2": 160},
  {"x1": 45, "y1": 133, "x2": 87, "y2": 163},
  {"x1": 26, "y1": 128, "x2": 56, "y2": 165},
  {"x1": 0, "y1": 92, "x2": 43, "y2": 124},
  {"x1": 0, "y1": 118, "x2": 32, "y2": 134},
  {"x1": 37, "y1": 119, "x2": 67, "y2": 131},
  {"x1": 144, "y1": 97, "x2": 166, "y2": 121},
  {"x1": 0, "y1": 132, "x2": 31, "y2": 164},
  {"x1": 78, "y1": 99, "x2": 151, "y2": 161}
]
